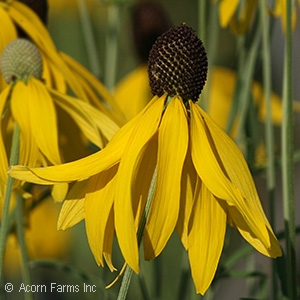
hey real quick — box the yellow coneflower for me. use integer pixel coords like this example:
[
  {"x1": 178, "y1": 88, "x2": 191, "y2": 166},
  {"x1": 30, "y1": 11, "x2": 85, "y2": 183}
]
[
  {"x1": 0, "y1": 38, "x2": 119, "y2": 200},
  {"x1": 0, "y1": 0, "x2": 126, "y2": 125},
  {"x1": 9, "y1": 24, "x2": 282, "y2": 295}
]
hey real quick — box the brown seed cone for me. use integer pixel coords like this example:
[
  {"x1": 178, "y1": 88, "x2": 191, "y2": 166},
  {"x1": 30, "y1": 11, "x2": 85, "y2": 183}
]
[{"x1": 148, "y1": 23, "x2": 208, "y2": 102}]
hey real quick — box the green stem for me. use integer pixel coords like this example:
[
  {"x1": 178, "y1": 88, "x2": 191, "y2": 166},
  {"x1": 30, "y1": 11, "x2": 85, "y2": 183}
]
[
  {"x1": 198, "y1": 0, "x2": 206, "y2": 45},
  {"x1": 77, "y1": 0, "x2": 102, "y2": 78},
  {"x1": 117, "y1": 169, "x2": 157, "y2": 300},
  {"x1": 0, "y1": 123, "x2": 20, "y2": 280},
  {"x1": 258, "y1": 1, "x2": 277, "y2": 297},
  {"x1": 281, "y1": 0, "x2": 297, "y2": 299},
  {"x1": 104, "y1": 3, "x2": 122, "y2": 91},
  {"x1": 16, "y1": 194, "x2": 33, "y2": 300},
  {"x1": 200, "y1": 0, "x2": 219, "y2": 111},
  {"x1": 235, "y1": 30, "x2": 260, "y2": 149}
]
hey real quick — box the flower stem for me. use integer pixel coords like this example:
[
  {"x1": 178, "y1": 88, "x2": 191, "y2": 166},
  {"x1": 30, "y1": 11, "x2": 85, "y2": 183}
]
[
  {"x1": 117, "y1": 169, "x2": 157, "y2": 300},
  {"x1": 0, "y1": 122, "x2": 20, "y2": 280},
  {"x1": 104, "y1": 2, "x2": 122, "y2": 91},
  {"x1": 77, "y1": 0, "x2": 102, "y2": 78},
  {"x1": 258, "y1": 1, "x2": 277, "y2": 297},
  {"x1": 16, "y1": 194, "x2": 33, "y2": 300},
  {"x1": 281, "y1": 0, "x2": 297, "y2": 299},
  {"x1": 198, "y1": 0, "x2": 206, "y2": 45}
]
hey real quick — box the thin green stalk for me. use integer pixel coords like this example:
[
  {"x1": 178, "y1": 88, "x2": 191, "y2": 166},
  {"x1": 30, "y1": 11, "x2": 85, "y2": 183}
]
[
  {"x1": 117, "y1": 169, "x2": 157, "y2": 300},
  {"x1": 198, "y1": 0, "x2": 206, "y2": 45},
  {"x1": 258, "y1": 1, "x2": 277, "y2": 297},
  {"x1": 235, "y1": 29, "x2": 260, "y2": 149},
  {"x1": 281, "y1": 0, "x2": 297, "y2": 299},
  {"x1": 0, "y1": 123, "x2": 20, "y2": 280},
  {"x1": 77, "y1": 0, "x2": 102, "y2": 78},
  {"x1": 104, "y1": 3, "x2": 122, "y2": 91},
  {"x1": 200, "y1": 0, "x2": 219, "y2": 111},
  {"x1": 16, "y1": 194, "x2": 33, "y2": 300}
]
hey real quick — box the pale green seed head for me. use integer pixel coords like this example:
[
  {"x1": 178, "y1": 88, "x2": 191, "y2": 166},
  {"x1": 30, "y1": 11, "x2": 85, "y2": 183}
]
[{"x1": 0, "y1": 38, "x2": 43, "y2": 84}]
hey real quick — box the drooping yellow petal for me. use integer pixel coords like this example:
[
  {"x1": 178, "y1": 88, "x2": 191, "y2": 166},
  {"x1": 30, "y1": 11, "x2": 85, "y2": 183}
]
[
  {"x1": 42, "y1": 55, "x2": 66, "y2": 93},
  {"x1": 114, "y1": 95, "x2": 165, "y2": 273},
  {"x1": 9, "y1": 105, "x2": 140, "y2": 183},
  {"x1": 0, "y1": 5, "x2": 17, "y2": 91},
  {"x1": 27, "y1": 78, "x2": 61, "y2": 165},
  {"x1": 11, "y1": 82, "x2": 40, "y2": 168},
  {"x1": 219, "y1": 0, "x2": 239, "y2": 27},
  {"x1": 58, "y1": 180, "x2": 88, "y2": 230},
  {"x1": 176, "y1": 149, "x2": 197, "y2": 250},
  {"x1": 8, "y1": 2, "x2": 56, "y2": 50},
  {"x1": 85, "y1": 166, "x2": 118, "y2": 268},
  {"x1": 50, "y1": 88, "x2": 105, "y2": 149},
  {"x1": 132, "y1": 135, "x2": 157, "y2": 229},
  {"x1": 60, "y1": 52, "x2": 127, "y2": 126},
  {"x1": 51, "y1": 183, "x2": 68, "y2": 202},
  {"x1": 189, "y1": 102, "x2": 277, "y2": 256},
  {"x1": 114, "y1": 65, "x2": 152, "y2": 121},
  {"x1": 272, "y1": 0, "x2": 297, "y2": 32},
  {"x1": 102, "y1": 208, "x2": 117, "y2": 272},
  {"x1": 0, "y1": 86, "x2": 10, "y2": 183},
  {"x1": 188, "y1": 182, "x2": 227, "y2": 295},
  {"x1": 229, "y1": 0, "x2": 258, "y2": 35},
  {"x1": 199, "y1": 105, "x2": 282, "y2": 257},
  {"x1": 145, "y1": 96, "x2": 188, "y2": 259}
]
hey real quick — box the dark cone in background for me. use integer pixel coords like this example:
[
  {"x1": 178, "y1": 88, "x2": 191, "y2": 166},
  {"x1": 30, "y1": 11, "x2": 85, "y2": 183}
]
[
  {"x1": 18, "y1": 0, "x2": 49, "y2": 38},
  {"x1": 148, "y1": 23, "x2": 208, "y2": 102},
  {"x1": 131, "y1": 1, "x2": 171, "y2": 64}
]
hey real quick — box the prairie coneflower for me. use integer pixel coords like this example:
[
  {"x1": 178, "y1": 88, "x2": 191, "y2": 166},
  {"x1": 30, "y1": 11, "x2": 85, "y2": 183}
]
[
  {"x1": 0, "y1": 38, "x2": 119, "y2": 200},
  {"x1": 9, "y1": 24, "x2": 282, "y2": 295},
  {"x1": 0, "y1": 0, "x2": 125, "y2": 125}
]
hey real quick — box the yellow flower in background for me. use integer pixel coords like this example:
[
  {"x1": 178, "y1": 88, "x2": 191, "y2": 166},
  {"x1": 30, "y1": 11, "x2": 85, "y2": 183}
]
[
  {"x1": 0, "y1": 38, "x2": 119, "y2": 201},
  {"x1": 4, "y1": 194, "x2": 72, "y2": 276},
  {"x1": 217, "y1": 0, "x2": 299, "y2": 34},
  {"x1": 0, "y1": 0, "x2": 126, "y2": 125},
  {"x1": 218, "y1": 0, "x2": 258, "y2": 34},
  {"x1": 208, "y1": 67, "x2": 283, "y2": 132},
  {"x1": 9, "y1": 24, "x2": 282, "y2": 295},
  {"x1": 114, "y1": 65, "x2": 152, "y2": 121},
  {"x1": 272, "y1": 0, "x2": 299, "y2": 32}
]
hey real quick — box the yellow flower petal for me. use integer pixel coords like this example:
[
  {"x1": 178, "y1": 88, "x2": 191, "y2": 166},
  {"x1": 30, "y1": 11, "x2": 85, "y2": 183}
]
[
  {"x1": 176, "y1": 149, "x2": 197, "y2": 250},
  {"x1": 0, "y1": 86, "x2": 10, "y2": 183},
  {"x1": 199, "y1": 106, "x2": 282, "y2": 257},
  {"x1": 61, "y1": 52, "x2": 127, "y2": 126},
  {"x1": 0, "y1": 5, "x2": 17, "y2": 90},
  {"x1": 27, "y1": 78, "x2": 61, "y2": 165},
  {"x1": 50, "y1": 89, "x2": 107, "y2": 149},
  {"x1": 229, "y1": 0, "x2": 258, "y2": 35},
  {"x1": 85, "y1": 167, "x2": 117, "y2": 269},
  {"x1": 11, "y1": 82, "x2": 40, "y2": 168},
  {"x1": 114, "y1": 95, "x2": 165, "y2": 273},
  {"x1": 51, "y1": 183, "x2": 68, "y2": 203},
  {"x1": 145, "y1": 96, "x2": 188, "y2": 259},
  {"x1": 8, "y1": 3, "x2": 56, "y2": 50},
  {"x1": 114, "y1": 65, "x2": 152, "y2": 121},
  {"x1": 188, "y1": 182, "x2": 226, "y2": 295},
  {"x1": 190, "y1": 102, "x2": 280, "y2": 256},
  {"x1": 219, "y1": 0, "x2": 239, "y2": 27},
  {"x1": 42, "y1": 55, "x2": 67, "y2": 93},
  {"x1": 58, "y1": 181, "x2": 87, "y2": 230},
  {"x1": 9, "y1": 108, "x2": 139, "y2": 183}
]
